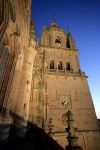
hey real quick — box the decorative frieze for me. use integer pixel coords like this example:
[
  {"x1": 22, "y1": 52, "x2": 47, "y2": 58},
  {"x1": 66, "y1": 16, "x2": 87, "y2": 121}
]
[
  {"x1": 58, "y1": 95, "x2": 71, "y2": 108},
  {"x1": 38, "y1": 81, "x2": 47, "y2": 89}
]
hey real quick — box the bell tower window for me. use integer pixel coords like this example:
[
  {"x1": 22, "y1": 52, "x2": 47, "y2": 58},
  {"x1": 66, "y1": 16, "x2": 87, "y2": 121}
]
[
  {"x1": 58, "y1": 61, "x2": 63, "y2": 70},
  {"x1": 66, "y1": 62, "x2": 71, "y2": 71},
  {"x1": 66, "y1": 38, "x2": 71, "y2": 48},
  {"x1": 50, "y1": 60, "x2": 54, "y2": 69},
  {"x1": 55, "y1": 36, "x2": 61, "y2": 44}
]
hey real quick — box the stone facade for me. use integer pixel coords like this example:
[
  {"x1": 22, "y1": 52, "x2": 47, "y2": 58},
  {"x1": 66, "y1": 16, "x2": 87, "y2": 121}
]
[
  {"x1": 0, "y1": 0, "x2": 37, "y2": 139},
  {"x1": 29, "y1": 21, "x2": 100, "y2": 150},
  {"x1": 0, "y1": 1, "x2": 100, "y2": 150}
]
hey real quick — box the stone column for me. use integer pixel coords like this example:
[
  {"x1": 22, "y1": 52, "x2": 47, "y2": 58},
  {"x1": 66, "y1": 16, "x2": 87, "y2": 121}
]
[{"x1": 13, "y1": 47, "x2": 36, "y2": 137}]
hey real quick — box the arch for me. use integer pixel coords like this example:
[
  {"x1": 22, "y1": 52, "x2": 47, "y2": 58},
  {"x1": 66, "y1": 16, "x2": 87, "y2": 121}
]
[
  {"x1": 55, "y1": 36, "x2": 61, "y2": 44},
  {"x1": 50, "y1": 60, "x2": 54, "y2": 69},
  {"x1": 66, "y1": 62, "x2": 71, "y2": 71},
  {"x1": 58, "y1": 61, "x2": 63, "y2": 70}
]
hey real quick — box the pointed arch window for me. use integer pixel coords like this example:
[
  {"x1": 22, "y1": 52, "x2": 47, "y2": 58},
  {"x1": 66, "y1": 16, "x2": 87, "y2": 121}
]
[
  {"x1": 58, "y1": 61, "x2": 63, "y2": 70},
  {"x1": 50, "y1": 60, "x2": 54, "y2": 69},
  {"x1": 66, "y1": 62, "x2": 71, "y2": 71}
]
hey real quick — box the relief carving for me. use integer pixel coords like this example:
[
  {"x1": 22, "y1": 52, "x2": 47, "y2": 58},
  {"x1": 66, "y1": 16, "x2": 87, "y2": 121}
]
[
  {"x1": 33, "y1": 53, "x2": 43, "y2": 79},
  {"x1": 58, "y1": 95, "x2": 71, "y2": 108}
]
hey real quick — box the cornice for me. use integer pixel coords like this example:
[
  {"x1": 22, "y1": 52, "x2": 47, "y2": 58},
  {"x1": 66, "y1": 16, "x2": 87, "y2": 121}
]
[{"x1": 39, "y1": 46, "x2": 78, "y2": 53}]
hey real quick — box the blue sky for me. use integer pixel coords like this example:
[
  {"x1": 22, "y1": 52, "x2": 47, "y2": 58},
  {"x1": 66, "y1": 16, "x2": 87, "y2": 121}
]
[{"x1": 32, "y1": 0, "x2": 100, "y2": 118}]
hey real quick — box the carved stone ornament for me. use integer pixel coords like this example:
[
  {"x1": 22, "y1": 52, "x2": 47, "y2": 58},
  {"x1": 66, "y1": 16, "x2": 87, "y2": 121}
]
[
  {"x1": 58, "y1": 95, "x2": 70, "y2": 107},
  {"x1": 33, "y1": 53, "x2": 43, "y2": 79},
  {"x1": 38, "y1": 81, "x2": 47, "y2": 89}
]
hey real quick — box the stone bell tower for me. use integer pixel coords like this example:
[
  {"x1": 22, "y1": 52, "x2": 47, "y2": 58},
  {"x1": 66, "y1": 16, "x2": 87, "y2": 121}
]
[{"x1": 30, "y1": 20, "x2": 100, "y2": 150}]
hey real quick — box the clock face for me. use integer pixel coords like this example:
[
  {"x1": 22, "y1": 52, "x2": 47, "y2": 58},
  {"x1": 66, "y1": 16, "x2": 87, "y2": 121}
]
[{"x1": 58, "y1": 95, "x2": 70, "y2": 107}]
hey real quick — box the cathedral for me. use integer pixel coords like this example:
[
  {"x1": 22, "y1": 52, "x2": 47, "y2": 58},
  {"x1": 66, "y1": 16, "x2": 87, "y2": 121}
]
[{"x1": 0, "y1": 0, "x2": 100, "y2": 150}]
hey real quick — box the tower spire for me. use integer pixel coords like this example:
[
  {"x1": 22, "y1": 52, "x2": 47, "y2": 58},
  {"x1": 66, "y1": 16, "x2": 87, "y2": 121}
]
[
  {"x1": 51, "y1": 13, "x2": 57, "y2": 27},
  {"x1": 52, "y1": 15, "x2": 55, "y2": 23},
  {"x1": 52, "y1": 13, "x2": 56, "y2": 22},
  {"x1": 67, "y1": 26, "x2": 71, "y2": 36}
]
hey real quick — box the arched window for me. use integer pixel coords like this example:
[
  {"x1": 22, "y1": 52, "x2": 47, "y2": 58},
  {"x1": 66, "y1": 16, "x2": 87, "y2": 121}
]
[
  {"x1": 50, "y1": 60, "x2": 54, "y2": 69},
  {"x1": 58, "y1": 61, "x2": 63, "y2": 70},
  {"x1": 66, "y1": 62, "x2": 71, "y2": 71},
  {"x1": 55, "y1": 36, "x2": 61, "y2": 44}
]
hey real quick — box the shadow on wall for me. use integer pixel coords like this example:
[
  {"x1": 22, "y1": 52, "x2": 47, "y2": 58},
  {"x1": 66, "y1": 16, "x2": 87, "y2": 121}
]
[{"x1": 0, "y1": 108, "x2": 64, "y2": 150}]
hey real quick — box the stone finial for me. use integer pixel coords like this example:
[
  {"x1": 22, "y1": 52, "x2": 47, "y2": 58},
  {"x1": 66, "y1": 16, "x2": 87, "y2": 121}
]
[
  {"x1": 67, "y1": 32, "x2": 76, "y2": 49},
  {"x1": 51, "y1": 18, "x2": 57, "y2": 27},
  {"x1": 66, "y1": 110, "x2": 83, "y2": 150}
]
